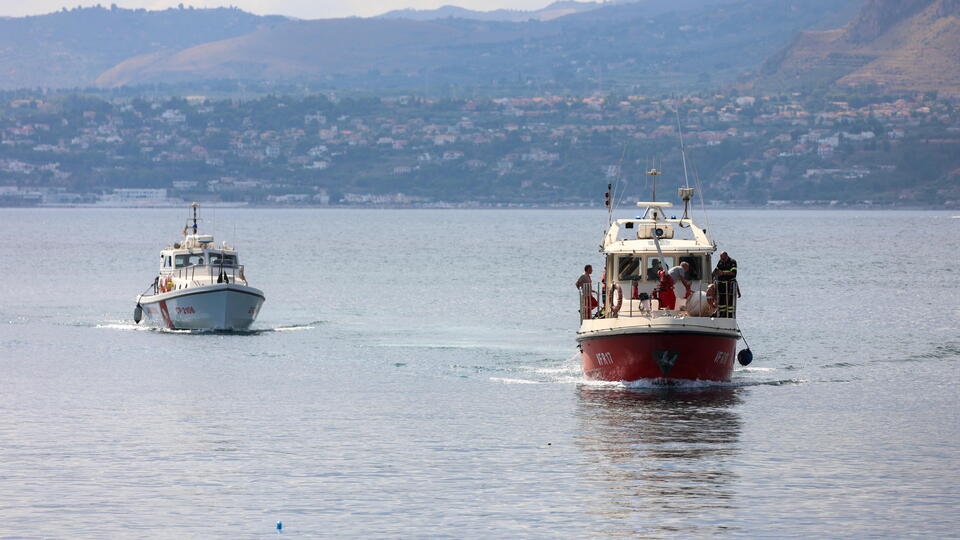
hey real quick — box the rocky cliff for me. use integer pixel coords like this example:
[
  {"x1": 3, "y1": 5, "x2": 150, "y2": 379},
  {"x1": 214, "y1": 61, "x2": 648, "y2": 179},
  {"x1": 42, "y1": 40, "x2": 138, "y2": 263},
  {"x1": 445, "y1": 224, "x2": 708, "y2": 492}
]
[{"x1": 753, "y1": 0, "x2": 960, "y2": 96}]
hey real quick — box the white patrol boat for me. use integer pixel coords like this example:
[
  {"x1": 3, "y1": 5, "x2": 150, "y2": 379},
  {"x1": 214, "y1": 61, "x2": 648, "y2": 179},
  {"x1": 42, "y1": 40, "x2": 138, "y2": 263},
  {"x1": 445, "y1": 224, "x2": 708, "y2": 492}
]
[{"x1": 133, "y1": 203, "x2": 265, "y2": 331}]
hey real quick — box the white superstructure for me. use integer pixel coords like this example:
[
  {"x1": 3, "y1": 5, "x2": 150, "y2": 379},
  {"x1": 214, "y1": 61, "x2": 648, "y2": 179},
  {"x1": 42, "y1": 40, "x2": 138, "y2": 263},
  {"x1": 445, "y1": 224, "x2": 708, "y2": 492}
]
[{"x1": 579, "y1": 196, "x2": 730, "y2": 328}]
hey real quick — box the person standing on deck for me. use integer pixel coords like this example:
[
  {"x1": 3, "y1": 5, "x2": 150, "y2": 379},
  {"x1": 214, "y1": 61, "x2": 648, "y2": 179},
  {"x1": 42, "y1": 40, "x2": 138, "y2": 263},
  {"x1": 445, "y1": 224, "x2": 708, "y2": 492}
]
[
  {"x1": 656, "y1": 261, "x2": 691, "y2": 310},
  {"x1": 712, "y1": 252, "x2": 738, "y2": 318},
  {"x1": 576, "y1": 264, "x2": 597, "y2": 318},
  {"x1": 575, "y1": 264, "x2": 593, "y2": 289}
]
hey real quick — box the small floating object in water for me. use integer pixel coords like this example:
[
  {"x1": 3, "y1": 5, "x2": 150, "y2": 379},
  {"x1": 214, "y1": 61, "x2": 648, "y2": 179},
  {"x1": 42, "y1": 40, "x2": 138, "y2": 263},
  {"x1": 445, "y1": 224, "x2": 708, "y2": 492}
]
[
  {"x1": 738, "y1": 349, "x2": 753, "y2": 366},
  {"x1": 276, "y1": 520, "x2": 283, "y2": 533}
]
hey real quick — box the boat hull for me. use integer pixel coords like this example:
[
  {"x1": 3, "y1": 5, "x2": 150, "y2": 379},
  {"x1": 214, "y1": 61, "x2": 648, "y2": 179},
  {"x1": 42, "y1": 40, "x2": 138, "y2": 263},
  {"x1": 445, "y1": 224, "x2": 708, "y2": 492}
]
[
  {"x1": 137, "y1": 284, "x2": 264, "y2": 331},
  {"x1": 578, "y1": 329, "x2": 737, "y2": 382}
]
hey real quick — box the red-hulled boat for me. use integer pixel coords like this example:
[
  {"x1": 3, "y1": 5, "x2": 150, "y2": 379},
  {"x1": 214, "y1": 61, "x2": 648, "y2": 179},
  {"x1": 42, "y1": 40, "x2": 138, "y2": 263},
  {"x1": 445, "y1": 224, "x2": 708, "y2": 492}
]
[{"x1": 576, "y1": 177, "x2": 747, "y2": 383}]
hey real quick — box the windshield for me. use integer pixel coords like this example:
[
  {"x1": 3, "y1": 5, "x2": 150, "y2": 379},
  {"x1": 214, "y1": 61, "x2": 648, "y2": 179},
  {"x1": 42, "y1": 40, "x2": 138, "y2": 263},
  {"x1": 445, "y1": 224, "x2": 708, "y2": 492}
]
[
  {"x1": 174, "y1": 254, "x2": 208, "y2": 267},
  {"x1": 646, "y1": 256, "x2": 673, "y2": 280},
  {"x1": 617, "y1": 256, "x2": 643, "y2": 281},
  {"x1": 208, "y1": 253, "x2": 237, "y2": 266},
  {"x1": 679, "y1": 255, "x2": 703, "y2": 280}
]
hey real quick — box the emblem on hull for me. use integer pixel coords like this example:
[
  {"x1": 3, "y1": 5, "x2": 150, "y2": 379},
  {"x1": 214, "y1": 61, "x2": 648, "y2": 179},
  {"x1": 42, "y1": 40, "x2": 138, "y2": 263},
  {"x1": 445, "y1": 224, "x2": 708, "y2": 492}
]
[{"x1": 653, "y1": 350, "x2": 680, "y2": 376}]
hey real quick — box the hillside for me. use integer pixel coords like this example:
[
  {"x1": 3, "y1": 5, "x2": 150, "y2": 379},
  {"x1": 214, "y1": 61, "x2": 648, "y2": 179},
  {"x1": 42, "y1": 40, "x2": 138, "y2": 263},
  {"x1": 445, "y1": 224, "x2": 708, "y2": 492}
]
[
  {"x1": 94, "y1": 18, "x2": 558, "y2": 88},
  {"x1": 93, "y1": 0, "x2": 861, "y2": 94},
  {"x1": 0, "y1": 6, "x2": 284, "y2": 90},
  {"x1": 753, "y1": 0, "x2": 960, "y2": 96},
  {"x1": 376, "y1": 1, "x2": 600, "y2": 21}
]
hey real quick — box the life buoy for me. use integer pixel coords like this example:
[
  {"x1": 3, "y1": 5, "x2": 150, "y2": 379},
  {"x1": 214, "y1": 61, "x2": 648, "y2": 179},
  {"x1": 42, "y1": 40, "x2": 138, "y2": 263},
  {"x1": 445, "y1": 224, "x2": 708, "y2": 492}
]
[
  {"x1": 609, "y1": 283, "x2": 623, "y2": 316},
  {"x1": 161, "y1": 276, "x2": 174, "y2": 293}
]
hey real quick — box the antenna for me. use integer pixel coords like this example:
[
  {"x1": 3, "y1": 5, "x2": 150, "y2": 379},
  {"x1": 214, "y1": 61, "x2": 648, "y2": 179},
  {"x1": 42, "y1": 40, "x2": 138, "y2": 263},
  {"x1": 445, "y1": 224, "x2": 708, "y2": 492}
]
[
  {"x1": 646, "y1": 167, "x2": 662, "y2": 202},
  {"x1": 606, "y1": 143, "x2": 630, "y2": 224},
  {"x1": 604, "y1": 183, "x2": 612, "y2": 225},
  {"x1": 675, "y1": 107, "x2": 691, "y2": 189},
  {"x1": 679, "y1": 186, "x2": 694, "y2": 221},
  {"x1": 191, "y1": 201, "x2": 199, "y2": 235}
]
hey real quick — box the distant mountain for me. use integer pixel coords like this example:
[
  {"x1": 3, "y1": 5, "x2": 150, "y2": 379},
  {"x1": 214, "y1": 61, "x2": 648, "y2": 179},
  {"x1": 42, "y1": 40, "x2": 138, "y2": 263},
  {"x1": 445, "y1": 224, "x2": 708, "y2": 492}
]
[
  {"x1": 92, "y1": 0, "x2": 861, "y2": 93},
  {"x1": 0, "y1": 6, "x2": 285, "y2": 90},
  {"x1": 752, "y1": 0, "x2": 960, "y2": 96},
  {"x1": 376, "y1": 1, "x2": 601, "y2": 22},
  {"x1": 95, "y1": 18, "x2": 558, "y2": 88}
]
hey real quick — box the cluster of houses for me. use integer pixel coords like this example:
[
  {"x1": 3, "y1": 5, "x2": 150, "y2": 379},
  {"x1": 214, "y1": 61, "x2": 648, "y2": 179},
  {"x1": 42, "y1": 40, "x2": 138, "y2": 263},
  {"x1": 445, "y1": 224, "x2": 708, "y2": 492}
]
[{"x1": 0, "y1": 91, "x2": 956, "y2": 206}]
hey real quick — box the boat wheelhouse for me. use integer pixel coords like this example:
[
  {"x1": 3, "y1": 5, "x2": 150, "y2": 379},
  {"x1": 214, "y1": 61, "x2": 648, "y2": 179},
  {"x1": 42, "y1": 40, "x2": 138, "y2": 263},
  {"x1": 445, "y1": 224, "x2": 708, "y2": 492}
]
[{"x1": 134, "y1": 203, "x2": 265, "y2": 331}]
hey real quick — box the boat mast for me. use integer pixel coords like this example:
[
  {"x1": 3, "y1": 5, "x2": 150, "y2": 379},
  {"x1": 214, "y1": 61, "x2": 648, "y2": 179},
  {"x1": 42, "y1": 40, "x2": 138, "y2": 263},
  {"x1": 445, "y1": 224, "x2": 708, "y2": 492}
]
[
  {"x1": 646, "y1": 167, "x2": 661, "y2": 218},
  {"x1": 644, "y1": 166, "x2": 670, "y2": 268},
  {"x1": 676, "y1": 108, "x2": 691, "y2": 191},
  {"x1": 191, "y1": 202, "x2": 199, "y2": 235}
]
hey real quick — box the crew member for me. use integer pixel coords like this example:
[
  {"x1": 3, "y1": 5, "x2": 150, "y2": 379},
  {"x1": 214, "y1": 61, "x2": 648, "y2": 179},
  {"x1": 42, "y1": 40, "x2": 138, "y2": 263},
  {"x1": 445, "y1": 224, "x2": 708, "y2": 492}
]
[
  {"x1": 599, "y1": 268, "x2": 607, "y2": 305},
  {"x1": 575, "y1": 264, "x2": 597, "y2": 318},
  {"x1": 656, "y1": 261, "x2": 691, "y2": 310},
  {"x1": 712, "y1": 251, "x2": 738, "y2": 318}
]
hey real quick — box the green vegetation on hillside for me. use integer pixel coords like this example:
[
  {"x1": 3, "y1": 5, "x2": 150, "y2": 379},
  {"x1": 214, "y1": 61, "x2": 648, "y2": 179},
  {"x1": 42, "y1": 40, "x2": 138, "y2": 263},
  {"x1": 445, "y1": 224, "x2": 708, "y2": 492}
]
[{"x1": 1, "y1": 89, "x2": 957, "y2": 207}]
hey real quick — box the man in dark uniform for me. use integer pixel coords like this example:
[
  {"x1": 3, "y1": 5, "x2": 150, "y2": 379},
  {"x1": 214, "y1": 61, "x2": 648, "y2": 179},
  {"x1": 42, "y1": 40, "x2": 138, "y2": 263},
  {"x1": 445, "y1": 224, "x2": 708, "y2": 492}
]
[{"x1": 712, "y1": 252, "x2": 738, "y2": 318}]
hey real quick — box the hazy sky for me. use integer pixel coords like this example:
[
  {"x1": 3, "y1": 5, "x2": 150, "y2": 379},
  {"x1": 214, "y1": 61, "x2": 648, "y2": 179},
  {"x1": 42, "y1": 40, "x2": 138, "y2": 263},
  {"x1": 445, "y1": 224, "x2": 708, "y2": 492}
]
[{"x1": 0, "y1": 0, "x2": 565, "y2": 18}]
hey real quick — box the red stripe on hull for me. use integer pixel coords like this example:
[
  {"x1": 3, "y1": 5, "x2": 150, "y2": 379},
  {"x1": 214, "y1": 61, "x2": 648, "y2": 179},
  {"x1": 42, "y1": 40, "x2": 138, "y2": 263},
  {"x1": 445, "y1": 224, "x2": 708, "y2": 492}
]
[
  {"x1": 158, "y1": 300, "x2": 175, "y2": 329},
  {"x1": 580, "y1": 332, "x2": 737, "y2": 382}
]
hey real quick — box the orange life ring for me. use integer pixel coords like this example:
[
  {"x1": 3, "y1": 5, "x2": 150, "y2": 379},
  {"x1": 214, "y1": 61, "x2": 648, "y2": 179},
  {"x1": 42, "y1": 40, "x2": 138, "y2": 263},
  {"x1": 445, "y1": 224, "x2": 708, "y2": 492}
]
[
  {"x1": 609, "y1": 283, "x2": 623, "y2": 316},
  {"x1": 161, "y1": 276, "x2": 174, "y2": 293}
]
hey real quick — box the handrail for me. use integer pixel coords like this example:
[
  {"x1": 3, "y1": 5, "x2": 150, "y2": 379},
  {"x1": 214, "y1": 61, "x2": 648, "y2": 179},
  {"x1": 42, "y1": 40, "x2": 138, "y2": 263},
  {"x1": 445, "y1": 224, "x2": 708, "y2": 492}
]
[
  {"x1": 580, "y1": 278, "x2": 737, "y2": 320},
  {"x1": 160, "y1": 264, "x2": 248, "y2": 287}
]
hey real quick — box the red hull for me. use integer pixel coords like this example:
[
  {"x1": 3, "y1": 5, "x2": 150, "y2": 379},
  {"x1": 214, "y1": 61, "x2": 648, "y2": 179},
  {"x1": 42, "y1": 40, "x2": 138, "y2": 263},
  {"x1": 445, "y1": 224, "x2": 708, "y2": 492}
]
[{"x1": 579, "y1": 331, "x2": 737, "y2": 382}]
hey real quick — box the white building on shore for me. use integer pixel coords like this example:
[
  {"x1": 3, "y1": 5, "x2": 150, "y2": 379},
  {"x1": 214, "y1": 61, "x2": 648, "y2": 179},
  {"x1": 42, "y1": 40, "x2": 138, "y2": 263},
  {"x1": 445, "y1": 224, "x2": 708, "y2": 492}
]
[{"x1": 97, "y1": 188, "x2": 182, "y2": 207}]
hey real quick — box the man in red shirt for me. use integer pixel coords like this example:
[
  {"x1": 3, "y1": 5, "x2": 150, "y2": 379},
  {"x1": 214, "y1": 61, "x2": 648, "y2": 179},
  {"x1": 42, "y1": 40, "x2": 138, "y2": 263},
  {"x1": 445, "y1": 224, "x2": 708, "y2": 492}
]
[{"x1": 656, "y1": 261, "x2": 691, "y2": 310}]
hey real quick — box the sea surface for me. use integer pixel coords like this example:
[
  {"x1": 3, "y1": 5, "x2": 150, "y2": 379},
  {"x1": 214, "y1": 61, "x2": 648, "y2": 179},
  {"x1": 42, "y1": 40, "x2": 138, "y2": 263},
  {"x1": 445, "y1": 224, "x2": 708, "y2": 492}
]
[{"x1": 1, "y1": 208, "x2": 958, "y2": 538}]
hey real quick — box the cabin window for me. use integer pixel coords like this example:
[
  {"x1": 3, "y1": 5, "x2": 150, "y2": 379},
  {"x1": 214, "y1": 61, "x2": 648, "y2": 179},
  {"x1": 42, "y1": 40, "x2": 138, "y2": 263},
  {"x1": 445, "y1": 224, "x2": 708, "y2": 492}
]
[
  {"x1": 616, "y1": 256, "x2": 643, "y2": 281},
  {"x1": 208, "y1": 253, "x2": 237, "y2": 266},
  {"x1": 646, "y1": 256, "x2": 673, "y2": 280},
  {"x1": 679, "y1": 255, "x2": 703, "y2": 280},
  {"x1": 174, "y1": 254, "x2": 206, "y2": 267}
]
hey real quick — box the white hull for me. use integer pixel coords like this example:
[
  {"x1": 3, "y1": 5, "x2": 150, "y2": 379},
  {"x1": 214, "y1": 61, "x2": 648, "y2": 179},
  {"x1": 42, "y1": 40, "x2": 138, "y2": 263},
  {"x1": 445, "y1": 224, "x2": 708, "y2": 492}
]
[{"x1": 137, "y1": 284, "x2": 265, "y2": 331}]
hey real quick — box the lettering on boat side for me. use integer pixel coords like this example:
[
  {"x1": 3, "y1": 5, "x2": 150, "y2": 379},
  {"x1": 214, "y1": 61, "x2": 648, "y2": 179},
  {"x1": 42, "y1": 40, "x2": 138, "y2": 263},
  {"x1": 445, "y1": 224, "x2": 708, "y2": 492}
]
[
  {"x1": 713, "y1": 351, "x2": 731, "y2": 365},
  {"x1": 595, "y1": 352, "x2": 614, "y2": 366},
  {"x1": 175, "y1": 306, "x2": 196, "y2": 315}
]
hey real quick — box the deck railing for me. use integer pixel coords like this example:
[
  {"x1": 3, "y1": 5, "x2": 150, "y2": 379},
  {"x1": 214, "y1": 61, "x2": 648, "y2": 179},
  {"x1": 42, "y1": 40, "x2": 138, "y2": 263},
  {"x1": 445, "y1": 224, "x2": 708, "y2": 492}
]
[
  {"x1": 158, "y1": 264, "x2": 248, "y2": 291},
  {"x1": 579, "y1": 280, "x2": 738, "y2": 321}
]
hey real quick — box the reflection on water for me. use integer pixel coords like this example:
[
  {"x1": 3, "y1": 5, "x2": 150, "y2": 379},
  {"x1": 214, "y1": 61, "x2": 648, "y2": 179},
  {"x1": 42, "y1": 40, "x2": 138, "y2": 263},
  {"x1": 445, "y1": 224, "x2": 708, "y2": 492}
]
[{"x1": 575, "y1": 386, "x2": 743, "y2": 536}]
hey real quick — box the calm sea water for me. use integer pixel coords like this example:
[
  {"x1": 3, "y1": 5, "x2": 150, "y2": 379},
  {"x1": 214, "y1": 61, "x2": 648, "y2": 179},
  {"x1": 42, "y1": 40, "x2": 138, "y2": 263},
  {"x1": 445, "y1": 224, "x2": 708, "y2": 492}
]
[{"x1": 1, "y1": 208, "x2": 958, "y2": 538}]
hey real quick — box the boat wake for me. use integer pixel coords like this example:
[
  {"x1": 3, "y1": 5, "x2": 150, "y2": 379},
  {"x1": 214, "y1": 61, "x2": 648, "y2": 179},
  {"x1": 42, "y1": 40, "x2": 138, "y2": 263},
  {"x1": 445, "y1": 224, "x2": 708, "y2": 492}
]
[
  {"x1": 94, "y1": 320, "x2": 322, "y2": 335},
  {"x1": 578, "y1": 376, "x2": 804, "y2": 389},
  {"x1": 486, "y1": 348, "x2": 807, "y2": 388}
]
